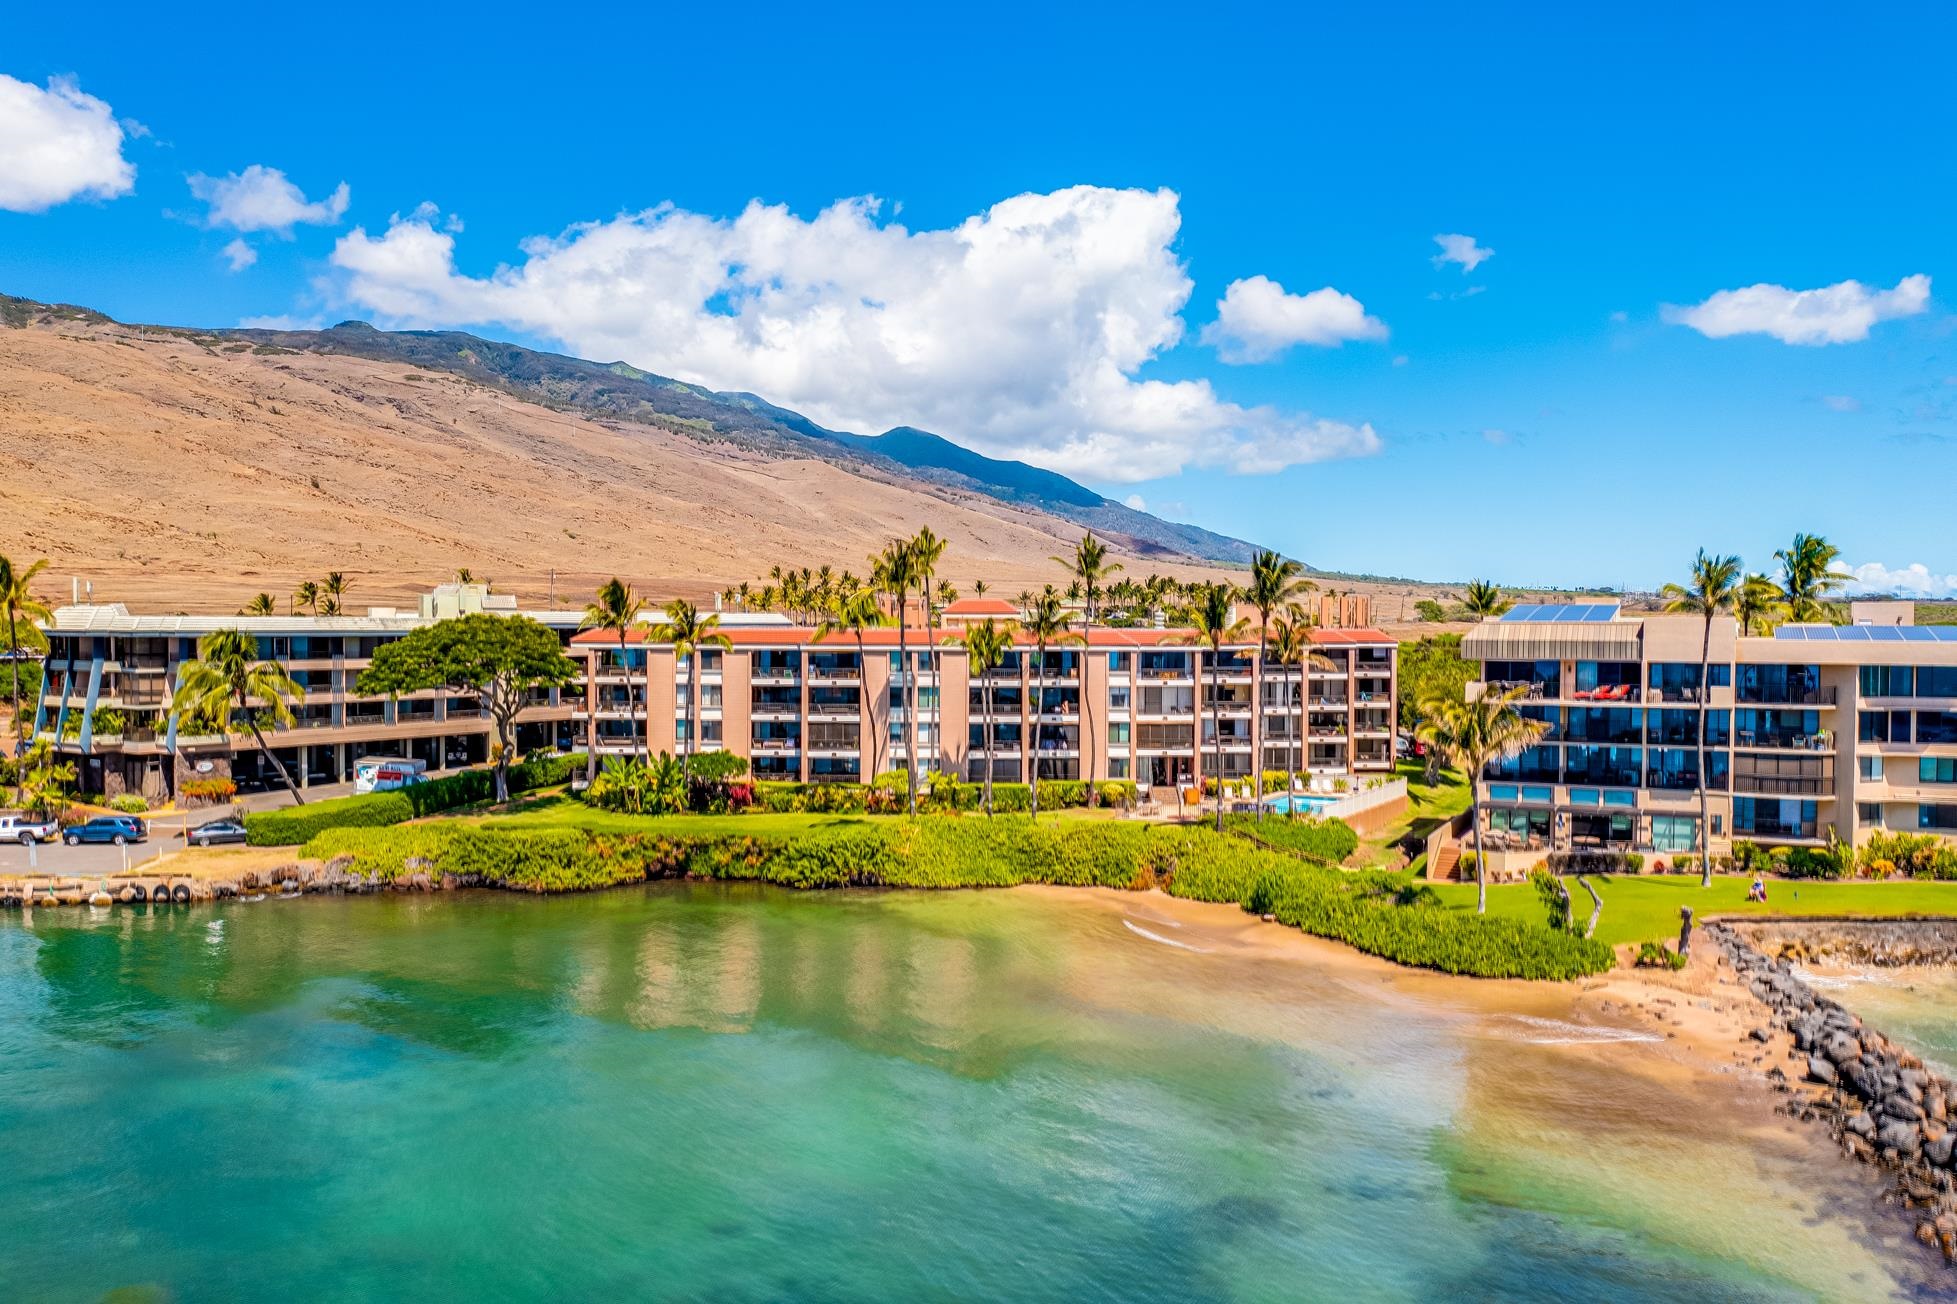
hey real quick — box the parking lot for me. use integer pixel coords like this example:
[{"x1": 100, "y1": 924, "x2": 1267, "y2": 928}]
[{"x1": 0, "y1": 811, "x2": 212, "y2": 877}]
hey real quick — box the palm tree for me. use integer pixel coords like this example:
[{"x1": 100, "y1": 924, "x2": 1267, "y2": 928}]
[
  {"x1": 0, "y1": 553, "x2": 52, "y2": 796},
  {"x1": 170, "y1": 628, "x2": 308, "y2": 803},
  {"x1": 1021, "y1": 586, "x2": 1076, "y2": 819},
  {"x1": 910, "y1": 527, "x2": 948, "y2": 781},
  {"x1": 1172, "y1": 583, "x2": 1249, "y2": 832},
  {"x1": 814, "y1": 588, "x2": 890, "y2": 778},
  {"x1": 580, "y1": 578, "x2": 647, "y2": 774},
  {"x1": 647, "y1": 599, "x2": 730, "y2": 783},
  {"x1": 1735, "y1": 572, "x2": 1783, "y2": 636},
  {"x1": 241, "y1": 593, "x2": 276, "y2": 617},
  {"x1": 317, "y1": 595, "x2": 342, "y2": 617},
  {"x1": 292, "y1": 580, "x2": 320, "y2": 616},
  {"x1": 1265, "y1": 610, "x2": 1335, "y2": 818},
  {"x1": 1662, "y1": 549, "x2": 1742, "y2": 886},
  {"x1": 454, "y1": 567, "x2": 477, "y2": 585},
  {"x1": 1245, "y1": 550, "x2": 1312, "y2": 819},
  {"x1": 1461, "y1": 579, "x2": 1511, "y2": 618},
  {"x1": 955, "y1": 618, "x2": 1017, "y2": 816},
  {"x1": 872, "y1": 540, "x2": 924, "y2": 814},
  {"x1": 1775, "y1": 532, "x2": 1845, "y2": 623},
  {"x1": 324, "y1": 571, "x2": 349, "y2": 611},
  {"x1": 1055, "y1": 532, "x2": 1123, "y2": 803},
  {"x1": 973, "y1": 579, "x2": 990, "y2": 597},
  {"x1": 1418, "y1": 686, "x2": 1550, "y2": 913}
]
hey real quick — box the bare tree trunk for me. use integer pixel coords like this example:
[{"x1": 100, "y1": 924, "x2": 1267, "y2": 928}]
[
  {"x1": 858, "y1": 634, "x2": 882, "y2": 782},
  {"x1": 1472, "y1": 778, "x2": 1486, "y2": 914},
  {"x1": 900, "y1": 598, "x2": 916, "y2": 816},
  {"x1": 982, "y1": 676, "x2": 995, "y2": 816},
  {"x1": 6, "y1": 608, "x2": 21, "y2": 805},
  {"x1": 1212, "y1": 650, "x2": 1225, "y2": 834},
  {"x1": 1697, "y1": 616, "x2": 1713, "y2": 888},
  {"x1": 1030, "y1": 644, "x2": 1043, "y2": 820},
  {"x1": 624, "y1": 631, "x2": 643, "y2": 763},
  {"x1": 244, "y1": 715, "x2": 305, "y2": 805},
  {"x1": 491, "y1": 703, "x2": 516, "y2": 802},
  {"x1": 1578, "y1": 874, "x2": 1604, "y2": 939}
]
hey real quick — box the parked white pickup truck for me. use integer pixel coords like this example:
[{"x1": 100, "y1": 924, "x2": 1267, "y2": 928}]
[{"x1": 0, "y1": 813, "x2": 60, "y2": 845}]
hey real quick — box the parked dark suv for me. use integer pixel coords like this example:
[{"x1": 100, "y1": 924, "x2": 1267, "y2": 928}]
[{"x1": 63, "y1": 815, "x2": 148, "y2": 846}]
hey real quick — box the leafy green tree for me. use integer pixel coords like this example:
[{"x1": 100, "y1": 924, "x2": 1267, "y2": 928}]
[
  {"x1": 580, "y1": 578, "x2": 647, "y2": 770},
  {"x1": 1055, "y1": 532, "x2": 1122, "y2": 798},
  {"x1": 9, "y1": 737, "x2": 75, "y2": 818},
  {"x1": 292, "y1": 580, "x2": 320, "y2": 616},
  {"x1": 1414, "y1": 598, "x2": 1448, "y2": 623},
  {"x1": 1173, "y1": 583, "x2": 1249, "y2": 832},
  {"x1": 1246, "y1": 550, "x2": 1312, "y2": 819},
  {"x1": 242, "y1": 593, "x2": 276, "y2": 616},
  {"x1": 357, "y1": 614, "x2": 575, "y2": 801},
  {"x1": 1417, "y1": 686, "x2": 1550, "y2": 913},
  {"x1": 171, "y1": 628, "x2": 309, "y2": 803},
  {"x1": 0, "y1": 552, "x2": 51, "y2": 799},
  {"x1": 1397, "y1": 634, "x2": 1477, "y2": 784},
  {"x1": 955, "y1": 617, "x2": 1018, "y2": 816},
  {"x1": 648, "y1": 599, "x2": 730, "y2": 785},
  {"x1": 1663, "y1": 549, "x2": 1742, "y2": 885},
  {"x1": 1775, "y1": 532, "x2": 1845, "y2": 623},
  {"x1": 1461, "y1": 579, "x2": 1511, "y2": 618}
]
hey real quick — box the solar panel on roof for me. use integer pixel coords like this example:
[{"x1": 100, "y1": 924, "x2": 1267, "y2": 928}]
[
  {"x1": 1936, "y1": 627, "x2": 1957, "y2": 642},
  {"x1": 1900, "y1": 626, "x2": 1937, "y2": 641}
]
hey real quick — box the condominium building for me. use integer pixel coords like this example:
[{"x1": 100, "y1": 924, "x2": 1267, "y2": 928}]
[
  {"x1": 32, "y1": 584, "x2": 791, "y2": 800},
  {"x1": 1460, "y1": 600, "x2": 1957, "y2": 868},
  {"x1": 571, "y1": 615, "x2": 1398, "y2": 791}
]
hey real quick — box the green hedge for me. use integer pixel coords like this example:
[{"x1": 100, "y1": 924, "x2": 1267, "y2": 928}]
[
  {"x1": 302, "y1": 819, "x2": 1613, "y2": 979},
  {"x1": 246, "y1": 753, "x2": 585, "y2": 845},
  {"x1": 248, "y1": 791, "x2": 416, "y2": 846},
  {"x1": 1221, "y1": 814, "x2": 1359, "y2": 865}
]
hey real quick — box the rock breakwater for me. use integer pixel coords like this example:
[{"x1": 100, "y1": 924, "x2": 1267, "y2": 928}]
[{"x1": 1711, "y1": 921, "x2": 1957, "y2": 1264}]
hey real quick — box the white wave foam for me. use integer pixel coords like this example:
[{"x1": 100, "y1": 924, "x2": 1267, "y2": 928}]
[
  {"x1": 1494, "y1": 1014, "x2": 1663, "y2": 1046},
  {"x1": 1123, "y1": 919, "x2": 1211, "y2": 953}
]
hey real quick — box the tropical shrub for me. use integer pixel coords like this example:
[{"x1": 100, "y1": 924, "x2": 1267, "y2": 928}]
[
  {"x1": 107, "y1": 794, "x2": 149, "y2": 814},
  {"x1": 1635, "y1": 940, "x2": 1688, "y2": 970},
  {"x1": 302, "y1": 820, "x2": 1613, "y2": 979},
  {"x1": 249, "y1": 791, "x2": 415, "y2": 845},
  {"x1": 181, "y1": 776, "x2": 237, "y2": 804},
  {"x1": 1858, "y1": 831, "x2": 1957, "y2": 879},
  {"x1": 1221, "y1": 814, "x2": 1360, "y2": 865},
  {"x1": 245, "y1": 754, "x2": 584, "y2": 844}
]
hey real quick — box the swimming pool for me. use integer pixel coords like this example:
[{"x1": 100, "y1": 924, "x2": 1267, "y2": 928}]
[{"x1": 1262, "y1": 793, "x2": 1342, "y2": 816}]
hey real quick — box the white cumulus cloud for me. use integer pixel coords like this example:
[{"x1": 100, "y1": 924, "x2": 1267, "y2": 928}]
[
  {"x1": 1840, "y1": 561, "x2": 1957, "y2": 599},
  {"x1": 1122, "y1": 493, "x2": 1147, "y2": 511},
  {"x1": 1432, "y1": 233, "x2": 1492, "y2": 273},
  {"x1": 326, "y1": 186, "x2": 1383, "y2": 482},
  {"x1": 0, "y1": 73, "x2": 135, "y2": 212},
  {"x1": 1664, "y1": 274, "x2": 1930, "y2": 345},
  {"x1": 189, "y1": 164, "x2": 349, "y2": 234},
  {"x1": 1200, "y1": 275, "x2": 1386, "y2": 363},
  {"x1": 222, "y1": 237, "x2": 257, "y2": 272}
]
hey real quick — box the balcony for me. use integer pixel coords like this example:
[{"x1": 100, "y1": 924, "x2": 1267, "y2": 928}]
[
  {"x1": 1739, "y1": 685, "x2": 1838, "y2": 707},
  {"x1": 1733, "y1": 729, "x2": 1830, "y2": 752}
]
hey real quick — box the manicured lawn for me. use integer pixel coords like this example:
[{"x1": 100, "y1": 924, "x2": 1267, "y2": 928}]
[
  {"x1": 1350, "y1": 759, "x2": 1472, "y2": 870},
  {"x1": 1424, "y1": 872, "x2": 1957, "y2": 948},
  {"x1": 455, "y1": 793, "x2": 1118, "y2": 837}
]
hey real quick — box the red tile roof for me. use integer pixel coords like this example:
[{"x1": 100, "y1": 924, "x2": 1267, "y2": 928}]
[
  {"x1": 571, "y1": 624, "x2": 1394, "y2": 649},
  {"x1": 942, "y1": 597, "x2": 1019, "y2": 616}
]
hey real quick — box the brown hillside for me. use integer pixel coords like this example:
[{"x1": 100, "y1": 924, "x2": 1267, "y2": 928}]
[{"x1": 0, "y1": 318, "x2": 1456, "y2": 624}]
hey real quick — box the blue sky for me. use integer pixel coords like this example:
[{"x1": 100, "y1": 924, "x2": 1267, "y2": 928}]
[{"x1": 5, "y1": 4, "x2": 1956, "y2": 592}]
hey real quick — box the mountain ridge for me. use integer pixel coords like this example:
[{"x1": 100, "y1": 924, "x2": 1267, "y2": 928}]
[{"x1": 216, "y1": 317, "x2": 1258, "y2": 564}]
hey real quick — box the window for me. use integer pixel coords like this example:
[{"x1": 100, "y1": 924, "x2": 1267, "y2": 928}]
[
  {"x1": 1918, "y1": 711, "x2": 1957, "y2": 745},
  {"x1": 1861, "y1": 665, "x2": 1914, "y2": 698},
  {"x1": 1921, "y1": 667, "x2": 1957, "y2": 698},
  {"x1": 1650, "y1": 815, "x2": 1698, "y2": 852},
  {"x1": 1109, "y1": 652, "x2": 1132, "y2": 672},
  {"x1": 1737, "y1": 664, "x2": 1822, "y2": 704},
  {"x1": 1859, "y1": 756, "x2": 1882, "y2": 782},
  {"x1": 1921, "y1": 804, "x2": 1957, "y2": 832},
  {"x1": 1922, "y1": 757, "x2": 1957, "y2": 784},
  {"x1": 1108, "y1": 722, "x2": 1130, "y2": 745},
  {"x1": 1861, "y1": 710, "x2": 1912, "y2": 744},
  {"x1": 1109, "y1": 685, "x2": 1131, "y2": 711},
  {"x1": 1858, "y1": 802, "x2": 1884, "y2": 827}
]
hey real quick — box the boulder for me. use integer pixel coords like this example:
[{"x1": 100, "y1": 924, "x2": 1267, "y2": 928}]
[
  {"x1": 1808, "y1": 1057, "x2": 1840, "y2": 1087},
  {"x1": 1847, "y1": 1112, "x2": 1877, "y2": 1139},
  {"x1": 1880, "y1": 1119, "x2": 1923, "y2": 1156},
  {"x1": 1824, "y1": 1031, "x2": 1862, "y2": 1066},
  {"x1": 1927, "y1": 1133, "x2": 1957, "y2": 1167}
]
